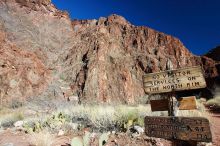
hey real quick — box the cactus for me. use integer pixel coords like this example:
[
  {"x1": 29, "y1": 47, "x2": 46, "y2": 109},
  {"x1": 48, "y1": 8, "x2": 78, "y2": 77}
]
[
  {"x1": 126, "y1": 119, "x2": 133, "y2": 129},
  {"x1": 83, "y1": 131, "x2": 91, "y2": 146},
  {"x1": 71, "y1": 137, "x2": 83, "y2": 146},
  {"x1": 71, "y1": 131, "x2": 91, "y2": 146},
  {"x1": 99, "y1": 132, "x2": 109, "y2": 146},
  {"x1": 33, "y1": 121, "x2": 43, "y2": 132},
  {"x1": 23, "y1": 121, "x2": 43, "y2": 133},
  {"x1": 44, "y1": 112, "x2": 70, "y2": 129},
  {"x1": 23, "y1": 123, "x2": 34, "y2": 133}
]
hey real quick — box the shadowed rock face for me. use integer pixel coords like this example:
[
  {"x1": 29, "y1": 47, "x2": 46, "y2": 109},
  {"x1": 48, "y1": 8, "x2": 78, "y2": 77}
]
[
  {"x1": 204, "y1": 46, "x2": 220, "y2": 76},
  {"x1": 205, "y1": 46, "x2": 220, "y2": 62},
  {"x1": 202, "y1": 46, "x2": 220, "y2": 94},
  {"x1": 0, "y1": 0, "x2": 212, "y2": 105}
]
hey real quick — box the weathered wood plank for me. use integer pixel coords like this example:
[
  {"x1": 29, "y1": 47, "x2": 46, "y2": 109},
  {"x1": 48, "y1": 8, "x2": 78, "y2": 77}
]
[
  {"x1": 145, "y1": 116, "x2": 212, "y2": 142},
  {"x1": 178, "y1": 96, "x2": 197, "y2": 110},
  {"x1": 150, "y1": 99, "x2": 169, "y2": 111},
  {"x1": 143, "y1": 66, "x2": 206, "y2": 94},
  {"x1": 150, "y1": 96, "x2": 197, "y2": 111}
]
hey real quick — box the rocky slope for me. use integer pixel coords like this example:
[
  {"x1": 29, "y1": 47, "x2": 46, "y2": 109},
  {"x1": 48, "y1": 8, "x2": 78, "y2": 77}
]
[
  {"x1": 205, "y1": 46, "x2": 220, "y2": 62},
  {"x1": 0, "y1": 29, "x2": 50, "y2": 105},
  {"x1": 204, "y1": 46, "x2": 220, "y2": 76},
  {"x1": 0, "y1": 0, "x2": 213, "y2": 105}
]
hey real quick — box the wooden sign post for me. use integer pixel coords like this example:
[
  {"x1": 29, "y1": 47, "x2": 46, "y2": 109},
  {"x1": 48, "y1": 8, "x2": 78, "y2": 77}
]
[
  {"x1": 143, "y1": 66, "x2": 207, "y2": 94},
  {"x1": 145, "y1": 116, "x2": 212, "y2": 141},
  {"x1": 143, "y1": 65, "x2": 212, "y2": 146},
  {"x1": 150, "y1": 96, "x2": 197, "y2": 112}
]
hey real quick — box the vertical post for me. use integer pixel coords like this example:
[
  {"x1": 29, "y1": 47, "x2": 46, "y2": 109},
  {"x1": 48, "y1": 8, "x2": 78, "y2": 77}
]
[
  {"x1": 166, "y1": 59, "x2": 187, "y2": 146},
  {"x1": 166, "y1": 59, "x2": 197, "y2": 146},
  {"x1": 166, "y1": 58, "x2": 176, "y2": 117},
  {"x1": 168, "y1": 92, "x2": 176, "y2": 117}
]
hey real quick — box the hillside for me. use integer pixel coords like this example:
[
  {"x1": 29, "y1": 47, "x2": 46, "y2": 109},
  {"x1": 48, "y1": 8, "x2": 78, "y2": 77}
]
[{"x1": 0, "y1": 0, "x2": 215, "y2": 105}]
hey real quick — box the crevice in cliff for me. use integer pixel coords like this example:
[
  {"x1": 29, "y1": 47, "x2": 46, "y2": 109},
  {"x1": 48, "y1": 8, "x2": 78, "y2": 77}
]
[{"x1": 77, "y1": 51, "x2": 89, "y2": 104}]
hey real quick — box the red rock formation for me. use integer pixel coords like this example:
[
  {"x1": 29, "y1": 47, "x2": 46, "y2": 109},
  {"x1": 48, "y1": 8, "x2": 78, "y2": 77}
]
[
  {"x1": 0, "y1": 31, "x2": 50, "y2": 106},
  {"x1": 67, "y1": 14, "x2": 201, "y2": 103},
  {"x1": 0, "y1": 0, "x2": 213, "y2": 105}
]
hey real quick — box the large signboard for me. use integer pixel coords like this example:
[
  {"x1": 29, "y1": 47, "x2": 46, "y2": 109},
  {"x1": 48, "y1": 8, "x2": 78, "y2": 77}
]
[
  {"x1": 145, "y1": 116, "x2": 212, "y2": 142},
  {"x1": 143, "y1": 66, "x2": 206, "y2": 94}
]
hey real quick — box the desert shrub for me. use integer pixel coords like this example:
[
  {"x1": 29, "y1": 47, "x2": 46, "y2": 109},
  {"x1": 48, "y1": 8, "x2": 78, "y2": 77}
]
[
  {"x1": 10, "y1": 99, "x2": 23, "y2": 109},
  {"x1": 205, "y1": 87, "x2": 220, "y2": 110},
  {"x1": 1, "y1": 112, "x2": 24, "y2": 128},
  {"x1": 206, "y1": 96, "x2": 220, "y2": 108},
  {"x1": 70, "y1": 131, "x2": 109, "y2": 146},
  {"x1": 30, "y1": 130, "x2": 55, "y2": 146},
  {"x1": 55, "y1": 104, "x2": 152, "y2": 132}
]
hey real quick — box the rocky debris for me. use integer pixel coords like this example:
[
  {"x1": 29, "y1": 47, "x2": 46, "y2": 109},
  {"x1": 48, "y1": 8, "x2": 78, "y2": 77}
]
[
  {"x1": 132, "y1": 126, "x2": 144, "y2": 134},
  {"x1": 104, "y1": 133, "x2": 160, "y2": 146},
  {"x1": 13, "y1": 121, "x2": 24, "y2": 128},
  {"x1": 0, "y1": 0, "x2": 217, "y2": 105},
  {"x1": 58, "y1": 129, "x2": 65, "y2": 136}
]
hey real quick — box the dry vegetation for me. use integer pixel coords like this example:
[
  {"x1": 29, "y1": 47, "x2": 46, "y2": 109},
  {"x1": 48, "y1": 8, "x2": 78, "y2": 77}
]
[
  {"x1": 206, "y1": 91, "x2": 220, "y2": 109},
  {"x1": 0, "y1": 98, "x2": 209, "y2": 146},
  {"x1": 30, "y1": 130, "x2": 55, "y2": 146}
]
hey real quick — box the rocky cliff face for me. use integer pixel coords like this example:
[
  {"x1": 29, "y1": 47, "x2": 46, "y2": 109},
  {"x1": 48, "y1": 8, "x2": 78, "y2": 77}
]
[
  {"x1": 67, "y1": 15, "x2": 201, "y2": 103},
  {"x1": 0, "y1": 30, "x2": 50, "y2": 105},
  {"x1": 205, "y1": 46, "x2": 220, "y2": 62},
  {"x1": 204, "y1": 46, "x2": 220, "y2": 76},
  {"x1": 203, "y1": 46, "x2": 220, "y2": 94},
  {"x1": 0, "y1": 0, "x2": 208, "y2": 105}
]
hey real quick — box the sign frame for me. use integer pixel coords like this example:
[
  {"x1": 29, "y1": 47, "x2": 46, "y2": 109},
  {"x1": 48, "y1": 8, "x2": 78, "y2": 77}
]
[
  {"x1": 143, "y1": 66, "x2": 207, "y2": 94},
  {"x1": 145, "y1": 116, "x2": 212, "y2": 142}
]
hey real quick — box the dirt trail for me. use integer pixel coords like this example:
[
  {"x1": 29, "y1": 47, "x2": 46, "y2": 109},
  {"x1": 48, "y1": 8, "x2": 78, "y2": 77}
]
[
  {"x1": 210, "y1": 112, "x2": 220, "y2": 146},
  {"x1": 0, "y1": 130, "x2": 70, "y2": 146}
]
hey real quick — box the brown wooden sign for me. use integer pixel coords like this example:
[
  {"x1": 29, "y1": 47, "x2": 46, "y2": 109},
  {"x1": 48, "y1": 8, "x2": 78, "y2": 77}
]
[
  {"x1": 143, "y1": 66, "x2": 206, "y2": 94},
  {"x1": 145, "y1": 116, "x2": 212, "y2": 142},
  {"x1": 150, "y1": 96, "x2": 197, "y2": 111},
  {"x1": 150, "y1": 99, "x2": 169, "y2": 111},
  {"x1": 178, "y1": 96, "x2": 197, "y2": 110}
]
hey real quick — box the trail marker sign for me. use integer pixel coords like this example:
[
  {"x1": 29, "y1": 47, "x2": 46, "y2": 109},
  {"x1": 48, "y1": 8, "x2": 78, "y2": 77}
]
[
  {"x1": 150, "y1": 99, "x2": 169, "y2": 111},
  {"x1": 150, "y1": 96, "x2": 197, "y2": 111},
  {"x1": 145, "y1": 116, "x2": 212, "y2": 142},
  {"x1": 143, "y1": 66, "x2": 206, "y2": 94},
  {"x1": 143, "y1": 66, "x2": 212, "y2": 145},
  {"x1": 178, "y1": 96, "x2": 197, "y2": 110}
]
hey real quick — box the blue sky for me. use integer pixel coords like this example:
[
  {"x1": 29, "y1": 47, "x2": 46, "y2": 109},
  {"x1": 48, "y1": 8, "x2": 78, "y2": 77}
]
[{"x1": 52, "y1": 0, "x2": 220, "y2": 55}]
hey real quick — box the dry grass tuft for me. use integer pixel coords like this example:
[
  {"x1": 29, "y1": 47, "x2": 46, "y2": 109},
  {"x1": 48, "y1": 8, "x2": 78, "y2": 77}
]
[
  {"x1": 30, "y1": 130, "x2": 55, "y2": 146},
  {"x1": 206, "y1": 87, "x2": 220, "y2": 111}
]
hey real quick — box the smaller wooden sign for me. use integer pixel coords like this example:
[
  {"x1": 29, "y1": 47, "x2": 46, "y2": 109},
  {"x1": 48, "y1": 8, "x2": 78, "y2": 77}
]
[
  {"x1": 150, "y1": 99, "x2": 169, "y2": 111},
  {"x1": 145, "y1": 116, "x2": 212, "y2": 142},
  {"x1": 150, "y1": 96, "x2": 197, "y2": 111},
  {"x1": 178, "y1": 96, "x2": 197, "y2": 110}
]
